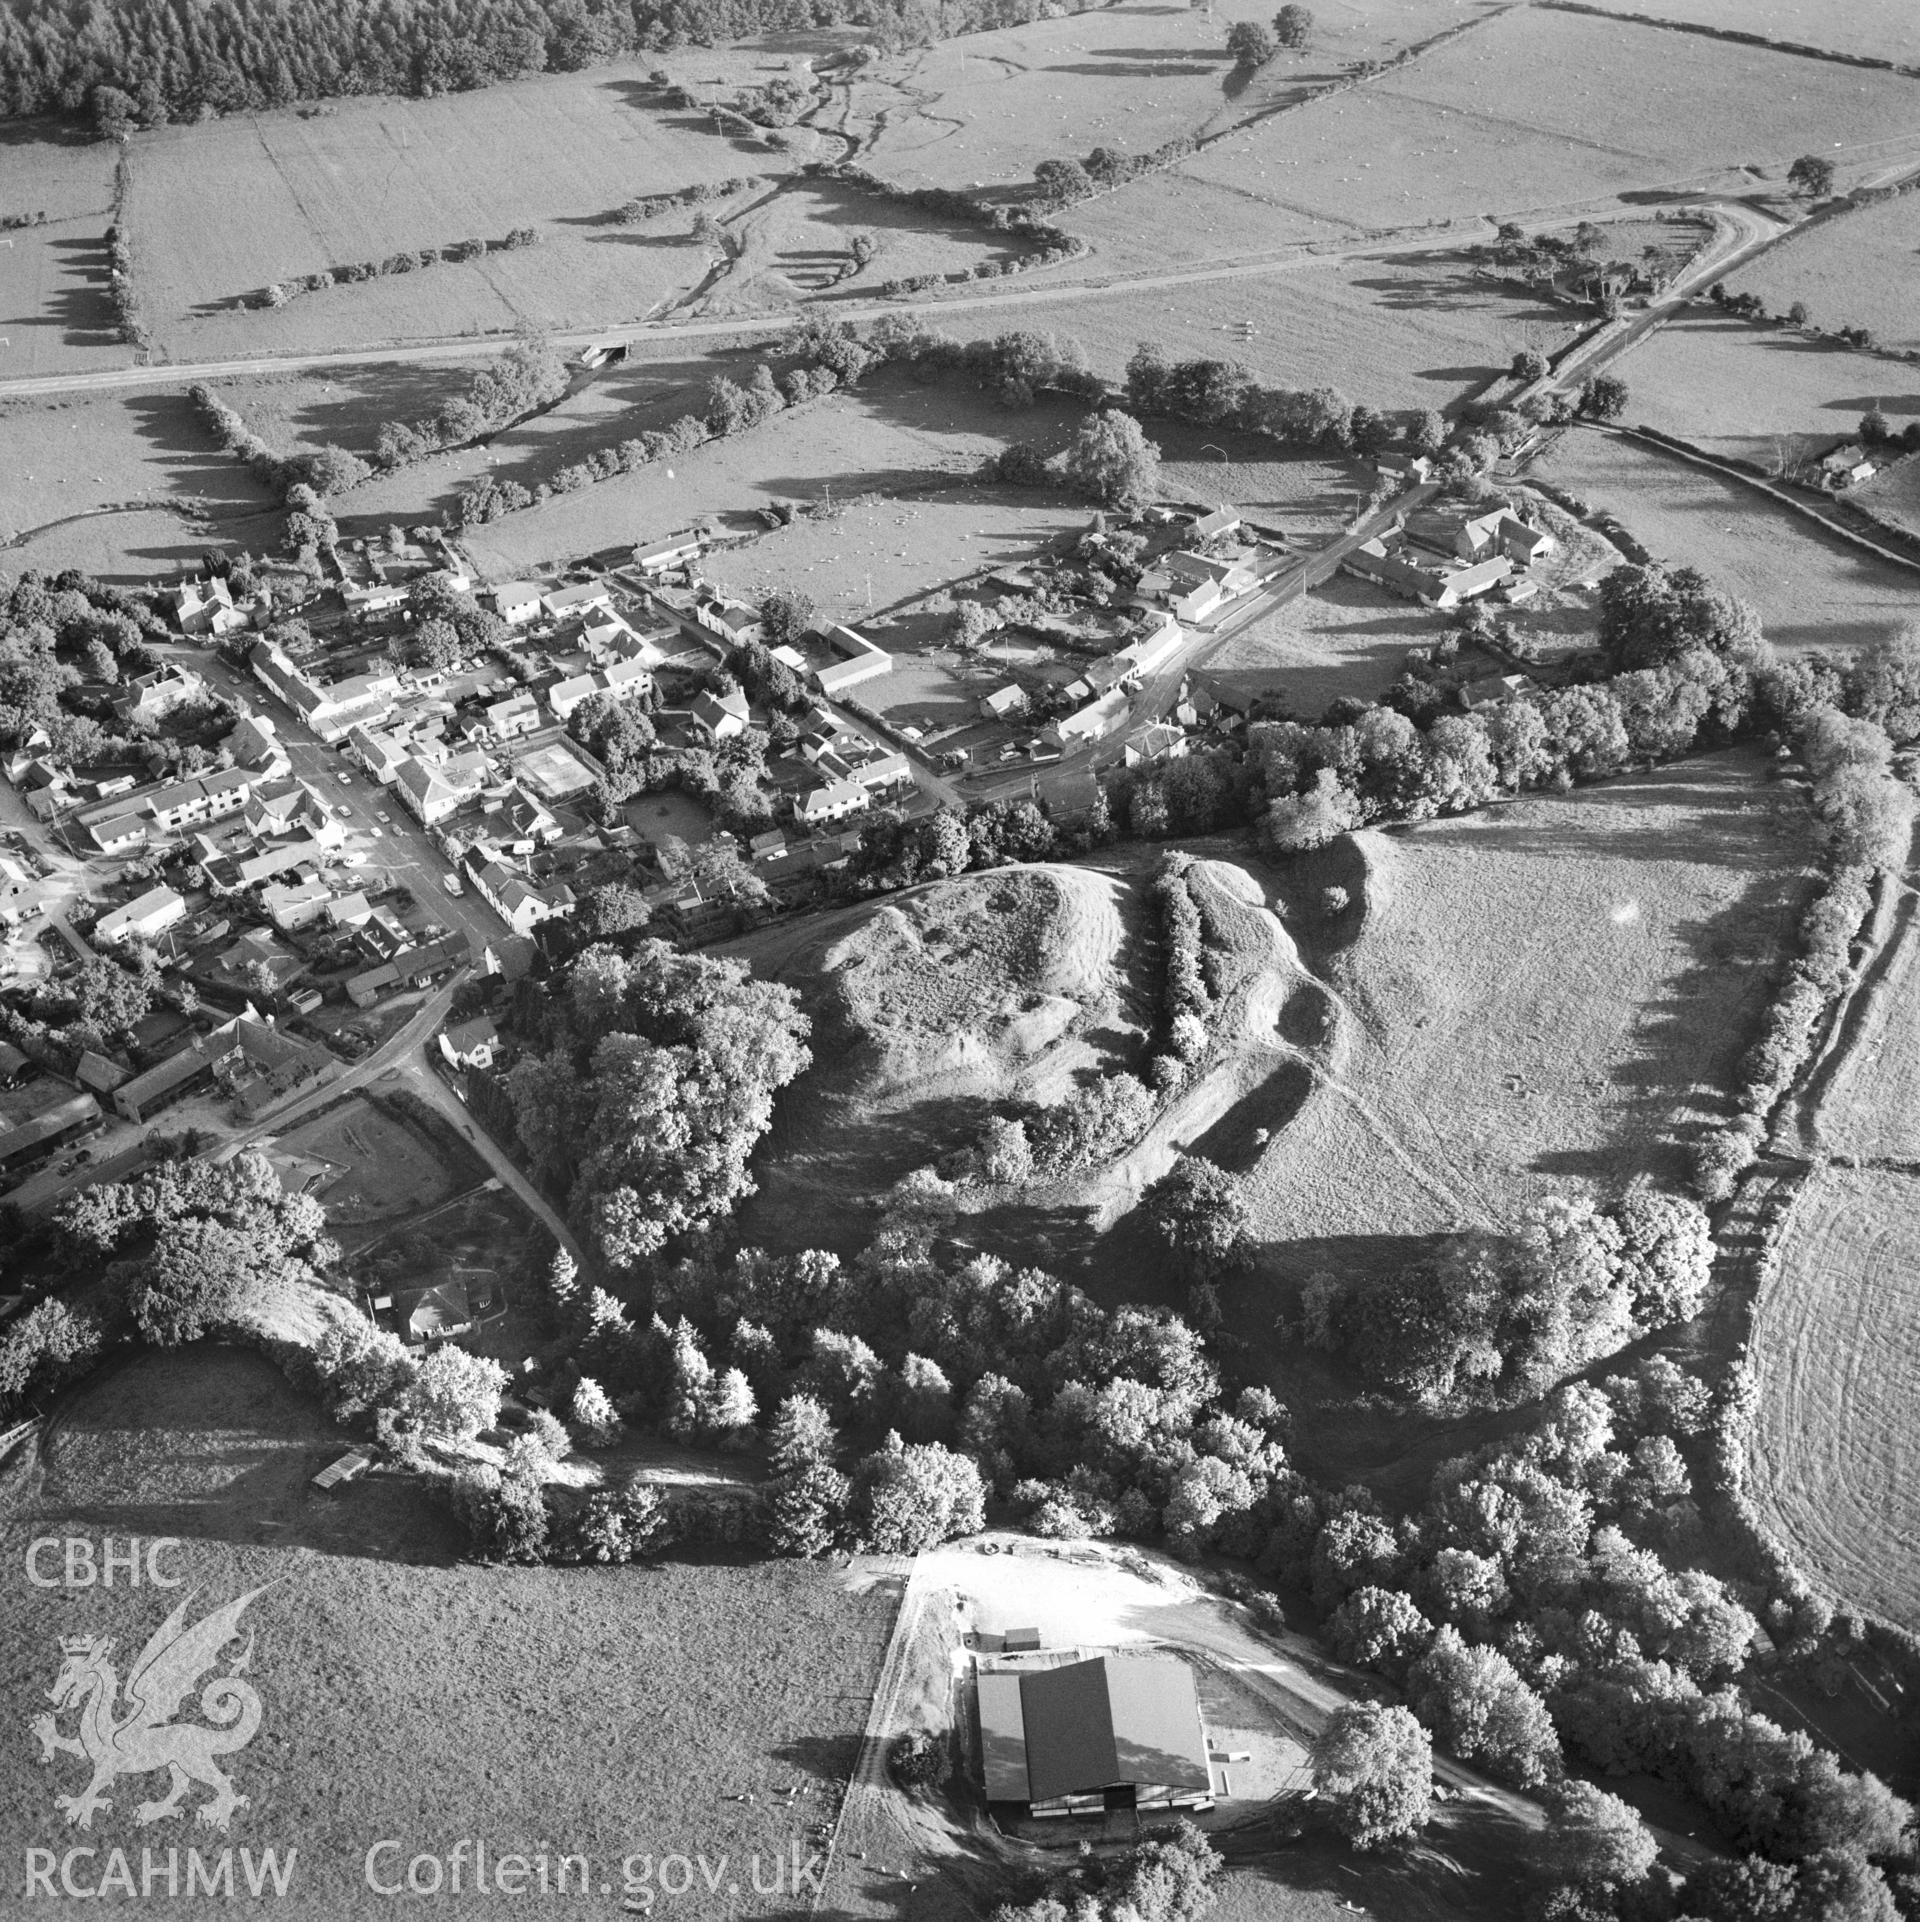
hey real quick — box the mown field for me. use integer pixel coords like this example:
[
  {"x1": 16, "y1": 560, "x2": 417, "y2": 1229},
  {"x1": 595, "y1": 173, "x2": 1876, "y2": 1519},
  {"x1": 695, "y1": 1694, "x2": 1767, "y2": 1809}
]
[
  {"x1": 0, "y1": 388, "x2": 279, "y2": 581},
  {"x1": 942, "y1": 246, "x2": 1576, "y2": 412},
  {"x1": 456, "y1": 371, "x2": 1089, "y2": 581},
  {"x1": 1565, "y1": 0, "x2": 1920, "y2": 66},
  {"x1": 0, "y1": 1348, "x2": 898, "y2": 1921},
  {"x1": 1176, "y1": 7, "x2": 1920, "y2": 233},
  {"x1": 1536, "y1": 428, "x2": 1920, "y2": 655},
  {"x1": 1622, "y1": 315, "x2": 1902, "y2": 472},
  {"x1": 1812, "y1": 857, "x2": 1920, "y2": 1164},
  {"x1": 1201, "y1": 575, "x2": 1442, "y2": 718},
  {"x1": 1725, "y1": 191, "x2": 1920, "y2": 353},
  {"x1": 0, "y1": 133, "x2": 125, "y2": 379},
  {"x1": 1747, "y1": 1167, "x2": 1920, "y2": 1629},
  {"x1": 1241, "y1": 751, "x2": 1818, "y2": 1260}
]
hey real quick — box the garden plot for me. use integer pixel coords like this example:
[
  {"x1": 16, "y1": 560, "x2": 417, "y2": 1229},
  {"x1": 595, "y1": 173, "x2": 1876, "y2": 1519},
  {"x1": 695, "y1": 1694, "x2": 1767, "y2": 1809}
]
[
  {"x1": 1748, "y1": 1167, "x2": 1920, "y2": 1629},
  {"x1": 0, "y1": 1347, "x2": 898, "y2": 1922},
  {"x1": 1725, "y1": 191, "x2": 1920, "y2": 354},
  {"x1": 962, "y1": 249, "x2": 1579, "y2": 413},
  {"x1": 1536, "y1": 429, "x2": 1920, "y2": 656},
  {"x1": 1178, "y1": 8, "x2": 1920, "y2": 234},
  {"x1": 1241, "y1": 751, "x2": 1817, "y2": 1259},
  {"x1": 1623, "y1": 316, "x2": 1904, "y2": 473},
  {"x1": 272, "y1": 1094, "x2": 472, "y2": 1231}
]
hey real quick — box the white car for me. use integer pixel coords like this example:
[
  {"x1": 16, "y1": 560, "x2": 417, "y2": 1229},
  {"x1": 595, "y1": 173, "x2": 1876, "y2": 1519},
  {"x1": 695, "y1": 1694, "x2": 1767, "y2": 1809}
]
[
  {"x1": 376, "y1": 811, "x2": 391, "y2": 824},
  {"x1": 369, "y1": 826, "x2": 383, "y2": 839},
  {"x1": 442, "y1": 871, "x2": 464, "y2": 895},
  {"x1": 334, "y1": 804, "x2": 351, "y2": 818},
  {"x1": 337, "y1": 772, "x2": 352, "y2": 785}
]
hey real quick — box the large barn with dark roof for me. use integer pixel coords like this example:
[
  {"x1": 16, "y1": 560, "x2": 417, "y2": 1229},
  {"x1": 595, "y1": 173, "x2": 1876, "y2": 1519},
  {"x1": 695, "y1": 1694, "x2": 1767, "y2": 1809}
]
[{"x1": 976, "y1": 1654, "x2": 1214, "y2": 1819}]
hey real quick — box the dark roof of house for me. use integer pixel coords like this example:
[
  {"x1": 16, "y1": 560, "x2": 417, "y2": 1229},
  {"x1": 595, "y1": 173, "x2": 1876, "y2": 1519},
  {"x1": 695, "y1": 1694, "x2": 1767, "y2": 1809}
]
[{"x1": 1007, "y1": 1656, "x2": 1210, "y2": 1804}]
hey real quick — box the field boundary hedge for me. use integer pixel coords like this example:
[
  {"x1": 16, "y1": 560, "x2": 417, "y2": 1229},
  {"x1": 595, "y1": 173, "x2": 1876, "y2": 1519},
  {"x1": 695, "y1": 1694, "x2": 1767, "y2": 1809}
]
[
  {"x1": 1606, "y1": 423, "x2": 1920, "y2": 578},
  {"x1": 1537, "y1": 0, "x2": 1920, "y2": 77}
]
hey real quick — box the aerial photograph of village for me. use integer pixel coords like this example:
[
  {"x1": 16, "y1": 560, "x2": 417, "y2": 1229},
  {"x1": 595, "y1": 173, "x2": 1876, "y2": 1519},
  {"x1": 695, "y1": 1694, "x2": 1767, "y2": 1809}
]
[{"x1": 2, "y1": 0, "x2": 1920, "y2": 1915}]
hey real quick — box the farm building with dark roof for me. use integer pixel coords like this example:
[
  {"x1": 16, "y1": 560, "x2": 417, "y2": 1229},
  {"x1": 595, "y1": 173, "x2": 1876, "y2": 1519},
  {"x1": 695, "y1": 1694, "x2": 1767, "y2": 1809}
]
[{"x1": 976, "y1": 1654, "x2": 1213, "y2": 1819}]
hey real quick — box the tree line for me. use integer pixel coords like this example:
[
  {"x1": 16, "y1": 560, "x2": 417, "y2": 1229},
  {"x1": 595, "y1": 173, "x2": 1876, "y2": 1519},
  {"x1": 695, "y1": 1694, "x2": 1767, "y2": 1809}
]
[{"x1": 1, "y1": 0, "x2": 1107, "y2": 132}]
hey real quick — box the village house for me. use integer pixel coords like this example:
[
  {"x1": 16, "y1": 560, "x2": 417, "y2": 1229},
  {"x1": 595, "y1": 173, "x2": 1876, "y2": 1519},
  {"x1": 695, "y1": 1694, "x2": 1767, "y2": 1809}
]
[
  {"x1": 345, "y1": 725, "x2": 415, "y2": 785},
  {"x1": 463, "y1": 855, "x2": 572, "y2": 936},
  {"x1": 979, "y1": 684, "x2": 1028, "y2": 722},
  {"x1": 487, "y1": 581, "x2": 545, "y2": 626},
  {"x1": 394, "y1": 749, "x2": 490, "y2": 827},
  {"x1": 161, "y1": 576, "x2": 247, "y2": 638},
  {"x1": 261, "y1": 877, "x2": 334, "y2": 932},
  {"x1": 1189, "y1": 505, "x2": 1242, "y2": 543},
  {"x1": 694, "y1": 596, "x2": 766, "y2": 647},
  {"x1": 1818, "y1": 442, "x2": 1878, "y2": 491},
  {"x1": 794, "y1": 778, "x2": 870, "y2": 828},
  {"x1": 94, "y1": 885, "x2": 186, "y2": 947},
  {"x1": 1343, "y1": 535, "x2": 1511, "y2": 609},
  {"x1": 223, "y1": 712, "x2": 291, "y2": 780},
  {"x1": 249, "y1": 642, "x2": 402, "y2": 743},
  {"x1": 540, "y1": 579, "x2": 615, "y2": 623},
  {"x1": 111, "y1": 664, "x2": 206, "y2": 728},
  {"x1": 438, "y1": 1015, "x2": 499, "y2": 1072},
  {"x1": 484, "y1": 690, "x2": 541, "y2": 740},
  {"x1": 1043, "y1": 686, "x2": 1130, "y2": 750},
  {"x1": 689, "y1": 686, "x2": 750, "y2": 742}
]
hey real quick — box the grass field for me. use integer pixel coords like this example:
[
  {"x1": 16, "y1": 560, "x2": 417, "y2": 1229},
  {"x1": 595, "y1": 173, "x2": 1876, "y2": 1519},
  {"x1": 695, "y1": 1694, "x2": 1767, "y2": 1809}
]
[
  {"x1": 942, "y1": 247, "x2": 1577, "y2": 412},
  {"x1": 456, "y1": 372, "x2": 1090, "y2": 583},
  {"x1": 1747, "y1": 1167, "x2": 1920, "y2": 1628},
  {"x1": 0, "y1": 131, "x2": 125, "y2": 380},
  {"x1": 1622, "y1": 316, "x2": 1906, "y2": 472},
  {"x1": 0, "y1": 389, "x2": 279, "y2": 581},
  {"x1": 727, "y1": 864, "x2": 1148, "y2": 1252},
  {"x1": 1811, "y1": 841, "x2": 1920, "y2": 1166},
  {"x1": 0, "y1": 1347, "x2": 898, "y2": 1920},
  {"x1": 116, "y1": 63, "x2": 797, "y2": 360},
  {"x1": 1535, "y1": 428, "x2": 1920, "y2": 655},
  {"x1": 273, "y1": 1095, "x2": 473, "y2": 1230},
  {"x1": 1564, "y1": 0, "x2": 1920, "y2": 66},
  {"x1": 1175, "y1": 7, "x2": 1920, "y2": 236},
  {"x1": 1856, "y1": 454, "x2": 1920, "y2": 540},
  {"x1": 1725, "y1": 193, "x2": 1920, "y2": 354},
  {"x1": 1240, "y1": 750, "x2": 1817, "y2": 1262},
  {"x1": 1200, "y1": 575, "x2": 1443, "y2": 718}
]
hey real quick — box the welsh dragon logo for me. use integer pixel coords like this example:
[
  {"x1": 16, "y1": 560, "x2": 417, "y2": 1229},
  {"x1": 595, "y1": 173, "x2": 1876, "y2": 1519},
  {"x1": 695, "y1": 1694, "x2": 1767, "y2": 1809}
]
[{"x1": 29, "y1": 1587, "x2": 268, "y2": 1832}]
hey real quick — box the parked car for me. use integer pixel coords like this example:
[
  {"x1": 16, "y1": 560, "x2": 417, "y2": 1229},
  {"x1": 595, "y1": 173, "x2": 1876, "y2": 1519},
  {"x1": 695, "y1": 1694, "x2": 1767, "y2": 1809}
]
[
  {"x1": 442, "y1": 871, "x2": 464, "y2": 895},
  {"x1": 376, "y1": 811, "x2": 391, "y2": 824},
  {"x1": 337, "y1": 772, "x2": 352, "y2": 785}
]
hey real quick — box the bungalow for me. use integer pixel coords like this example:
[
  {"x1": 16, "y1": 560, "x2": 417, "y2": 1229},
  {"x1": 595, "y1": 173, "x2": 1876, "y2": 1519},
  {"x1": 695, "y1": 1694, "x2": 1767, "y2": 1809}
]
[
  {"x1": 488, "y1": 581, "x2": 545, "y2": 626},
  {"x1": 1189, "y1": 505, "x2": 1242, "y2": 543},
  {"x1": 438, "y1": 1015, "x2": 499, "y2": 1071},
  {"x1": 242, "y1": 780, "x2": 341, "y2": 845},
  {"x1": 95, "y1": 885, "x2": 186, "y2": 947},
  {"x1": 794, "y1": 778, "x2": 869, "y2": 828},
  {"x1": 1126, "y1": 722, "x2": 1189, "y2": 765},
  {"x1": 815, "y1": 624, "x2": 893, "y2": 696},
  {"x1": 89, "y1": 813, "x2": 148, "y2": 857},
  {"x1": 689, "y1": 687, "x2": 750, "y2": 742},
  {"x1": 634, "y1": 533, "x2": 703, "y2": 575},
  {"x1": 541, "y1": 579, "x2": 615, "y2": 622},
  {"x1": 1044, "y1": 687, "x2": 1130, "y2": 750},
  {"x1": 979, "y1": 684, "x2": 1028, "y2": 722}
]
